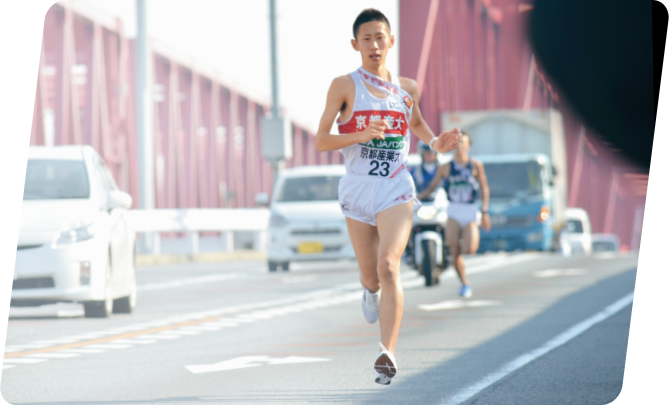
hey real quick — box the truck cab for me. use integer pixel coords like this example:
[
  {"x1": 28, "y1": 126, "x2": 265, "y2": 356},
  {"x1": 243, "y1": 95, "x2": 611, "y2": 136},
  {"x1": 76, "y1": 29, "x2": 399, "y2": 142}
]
[{"x1": 477, "y1": 153, "x2": 556, "y2": 252}]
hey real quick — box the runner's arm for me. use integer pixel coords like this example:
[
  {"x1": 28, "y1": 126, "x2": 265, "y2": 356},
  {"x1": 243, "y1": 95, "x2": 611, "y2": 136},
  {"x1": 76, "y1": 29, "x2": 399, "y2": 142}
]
[
  {"x1": 400, "y1": 78, "x2": 461, "y2": 153},
  {"x1": 474, "y1": 160, "x2": 491, "y2": 231},
  {"x1": 417, "y1": 163, "x2": 448, "y2": 200},
  {"x1": 315, "y1": 77, "x2": 387, "y2": 152}
]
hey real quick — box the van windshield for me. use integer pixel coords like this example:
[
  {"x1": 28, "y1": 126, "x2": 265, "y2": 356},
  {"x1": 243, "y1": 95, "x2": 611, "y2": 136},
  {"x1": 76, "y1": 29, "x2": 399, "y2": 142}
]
[
  {"x1": 276, "y1": 175, "x2": 342, "y2": 202},
  {"x1": 566, "y1": 219, "x2": 584, "y2": 234},
  {"x1": 23, "y1": 159, "x2": 90, "y2": 200},
  {"x1": 484, "y1": 161, "x2": 544, "y2": 199}
]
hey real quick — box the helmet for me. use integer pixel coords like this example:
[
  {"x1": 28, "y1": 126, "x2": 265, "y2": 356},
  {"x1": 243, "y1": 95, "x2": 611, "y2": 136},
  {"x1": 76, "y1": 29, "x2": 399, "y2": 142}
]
[{"x1": 417, "y1": 140, "x2": 436, "y2": 160}]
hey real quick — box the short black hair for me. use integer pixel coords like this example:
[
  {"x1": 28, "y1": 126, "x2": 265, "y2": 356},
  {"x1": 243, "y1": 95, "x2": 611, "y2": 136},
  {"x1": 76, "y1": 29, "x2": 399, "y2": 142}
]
[{"x1": 353, "y1": 9, "x2": 391, "y2": 40}]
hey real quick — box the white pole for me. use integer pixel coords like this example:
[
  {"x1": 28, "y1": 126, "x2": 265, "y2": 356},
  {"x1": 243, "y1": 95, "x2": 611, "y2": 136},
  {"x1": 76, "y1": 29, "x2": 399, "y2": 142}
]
[{"x1": 136, "y1": 0, "x2": 155, "y2": 252}]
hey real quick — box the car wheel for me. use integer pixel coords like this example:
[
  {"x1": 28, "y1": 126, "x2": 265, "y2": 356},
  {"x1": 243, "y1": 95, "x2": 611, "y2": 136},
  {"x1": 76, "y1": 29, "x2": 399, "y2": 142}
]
[
  {"x1": 84, "y1": 256, "x2": 113, "y2": 318},
  {"x1": 113, "y1": 270, "x2": 136, "y2": 314},
  {"x1": 281, "y1": 261, "x2": 290, "y2": 272},
  {"x1": 268, "y1": 261, "x2": 279, "y2": 272}
]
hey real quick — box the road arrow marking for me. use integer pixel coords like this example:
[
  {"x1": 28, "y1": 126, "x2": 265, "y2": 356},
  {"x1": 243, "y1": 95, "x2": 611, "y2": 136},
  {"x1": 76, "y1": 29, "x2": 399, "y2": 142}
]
[
  {"x1": 185, "y1": 356, "x2": 331, "y2": 374},
  {"x1": 532, "y1": 269, "x2": 588, "y2": 278},
  {"x1": 418, "y1": 300, "x2": 502, "y2": 312}
]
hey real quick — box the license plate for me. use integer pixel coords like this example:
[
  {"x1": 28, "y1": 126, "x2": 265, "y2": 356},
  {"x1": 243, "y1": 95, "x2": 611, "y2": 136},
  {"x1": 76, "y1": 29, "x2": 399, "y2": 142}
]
[
  {"x1": 0, "y1": 260, "x2": 18, "y2": 281},
  {"x1": 297, "y1": 241, "x2": 324, "y2": 254}
]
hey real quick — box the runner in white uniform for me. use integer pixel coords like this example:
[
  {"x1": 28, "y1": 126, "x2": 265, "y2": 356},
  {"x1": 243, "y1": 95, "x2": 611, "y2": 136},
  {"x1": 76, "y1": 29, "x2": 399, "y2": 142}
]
[
  {"x1": 337, "y1": 67, "x2": 418, "y2": 226},
  {"x1": 314, "y1": 9, "x2": 462, "y2": 385}
]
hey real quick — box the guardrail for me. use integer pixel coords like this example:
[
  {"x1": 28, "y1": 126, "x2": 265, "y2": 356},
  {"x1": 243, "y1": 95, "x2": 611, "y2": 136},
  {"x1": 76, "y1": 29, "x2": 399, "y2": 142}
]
[{"x1": 126, "y1": 209, "x2": 270, "y2": 255}]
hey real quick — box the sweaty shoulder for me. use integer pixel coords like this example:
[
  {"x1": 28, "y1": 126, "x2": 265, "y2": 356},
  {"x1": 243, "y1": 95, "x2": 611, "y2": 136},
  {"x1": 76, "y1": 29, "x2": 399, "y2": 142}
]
[{"x1": 398, "y1": 77, "x2": 419, "y2": 97}]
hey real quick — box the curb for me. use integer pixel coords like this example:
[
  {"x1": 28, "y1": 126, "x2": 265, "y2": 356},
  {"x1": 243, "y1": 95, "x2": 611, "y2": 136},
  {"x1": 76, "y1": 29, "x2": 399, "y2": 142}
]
[{"x1": 136, "y1": 251, "x2": 267, "y2": 266}]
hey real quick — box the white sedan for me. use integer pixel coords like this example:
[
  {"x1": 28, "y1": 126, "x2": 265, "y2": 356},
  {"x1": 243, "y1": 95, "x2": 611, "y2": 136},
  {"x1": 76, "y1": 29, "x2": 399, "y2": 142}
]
[
  {"x1": 13, "y1": 145, "x2": 137, "y2": 317},
  {"x1": 266, "y1": 165, "x2": 356, "y2": 271}
]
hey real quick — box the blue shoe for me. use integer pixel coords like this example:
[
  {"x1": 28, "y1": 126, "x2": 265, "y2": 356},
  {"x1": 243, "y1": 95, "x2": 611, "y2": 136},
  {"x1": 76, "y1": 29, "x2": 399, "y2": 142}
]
[{"x1": 459, "y1": 285, "x2": 473, "y2": 298}]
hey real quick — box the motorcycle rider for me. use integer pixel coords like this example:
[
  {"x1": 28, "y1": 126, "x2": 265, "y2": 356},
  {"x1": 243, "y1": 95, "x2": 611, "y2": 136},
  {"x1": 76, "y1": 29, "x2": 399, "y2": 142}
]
[{"x1": 410, "y1": 140, "x2": 440, "y2": 197}]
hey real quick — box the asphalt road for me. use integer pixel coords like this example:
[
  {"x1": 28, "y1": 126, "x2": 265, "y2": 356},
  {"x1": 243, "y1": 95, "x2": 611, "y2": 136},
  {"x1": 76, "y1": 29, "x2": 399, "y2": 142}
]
[{"x1": 1, "y1": 251, "x2": 638, "y2": 405}]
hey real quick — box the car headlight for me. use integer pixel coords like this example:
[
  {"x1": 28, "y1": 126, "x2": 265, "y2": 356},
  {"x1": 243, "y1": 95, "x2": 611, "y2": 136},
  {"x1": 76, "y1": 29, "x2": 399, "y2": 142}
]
[
  {"x1": 269, "y1": 213, "x2": 289, "y2": 228},
  {"x1": 55, "y1": 223, "x2": 95, "y2": 245},
  {"x1": 417, "y1": 206, "x2": 438, "y2": 220}
]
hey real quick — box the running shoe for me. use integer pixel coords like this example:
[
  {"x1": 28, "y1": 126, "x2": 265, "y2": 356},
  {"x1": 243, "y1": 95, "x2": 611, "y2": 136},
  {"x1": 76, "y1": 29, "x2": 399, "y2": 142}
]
[
  {"x1": 362, "y1": 289, "x2": 380, "y2": 324},
  {"x1": 374, "y1": 343, "x2": 397, "y2": 385},
  {"x1": 459, "y1": 284, "x2": 473, "y2": 298}
]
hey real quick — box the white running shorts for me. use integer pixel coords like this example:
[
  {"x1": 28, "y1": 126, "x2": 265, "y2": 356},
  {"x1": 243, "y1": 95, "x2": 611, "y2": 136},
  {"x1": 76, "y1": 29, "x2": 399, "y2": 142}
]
[
  {"x1": 338, "y1": 171, "x2": 420, "y2": 227},
  {"x1": 447, "y1": 202, "x2": 481, "y2": 228}
]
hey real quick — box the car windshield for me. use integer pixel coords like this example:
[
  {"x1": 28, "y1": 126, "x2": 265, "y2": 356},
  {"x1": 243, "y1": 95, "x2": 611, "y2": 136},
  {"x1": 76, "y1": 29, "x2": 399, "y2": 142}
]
[
  {"x1": 485, "y1": 161, "x2": 544, "y2": 199},
  {"x1": 565, "y1": 219, "x2": 584, "y2": 233},
  {"x1": 23, "y1": 159, "x2": 90, "y2": 200},
  {"x1": 277, "y1": 175, "x2": 342, "y2": 202},
  {"x1": 593, "y1": 241, "x2": 617, "y2": 252}
]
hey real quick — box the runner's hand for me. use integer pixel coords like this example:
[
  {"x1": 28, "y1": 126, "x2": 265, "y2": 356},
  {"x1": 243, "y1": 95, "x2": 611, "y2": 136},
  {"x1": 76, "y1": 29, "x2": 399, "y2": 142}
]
[
  {"x1": 480, "y1": 213, "x2": 491, "y2": 231},
  {"x1": 358, "y1": 120, "x2": 388, "y2": 143},
  {"x1": 432, "y1": 127, "x2": 462, "y2": 153}
]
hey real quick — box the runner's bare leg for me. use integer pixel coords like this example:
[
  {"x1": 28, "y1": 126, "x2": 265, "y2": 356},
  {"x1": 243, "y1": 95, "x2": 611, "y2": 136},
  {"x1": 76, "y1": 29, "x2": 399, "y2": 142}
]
[
  {"x1": 460, "y1": 222, "x2": 480, "y2": 254},
  {"x1": 374, "y1": 201, "x2": 414, "y2": 353},
  {"x1": 447, "y1": 218, "x2": 469, "y2": 285},
  {"x1": 345, "y1": 218, "x2": 380, "y2": 293}
]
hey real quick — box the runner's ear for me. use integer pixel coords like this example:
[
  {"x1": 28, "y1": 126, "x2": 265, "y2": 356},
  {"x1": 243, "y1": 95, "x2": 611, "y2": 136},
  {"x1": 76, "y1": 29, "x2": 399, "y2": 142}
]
[{"x1": 351, "y1": 39, "x2": 359, "y2": 51}]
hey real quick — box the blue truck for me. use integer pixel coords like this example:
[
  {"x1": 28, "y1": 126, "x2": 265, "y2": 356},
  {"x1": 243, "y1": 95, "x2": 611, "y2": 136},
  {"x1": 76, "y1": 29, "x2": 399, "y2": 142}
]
[{"x1": 441, "y1": 109, "x2": 568, "y2": 252}]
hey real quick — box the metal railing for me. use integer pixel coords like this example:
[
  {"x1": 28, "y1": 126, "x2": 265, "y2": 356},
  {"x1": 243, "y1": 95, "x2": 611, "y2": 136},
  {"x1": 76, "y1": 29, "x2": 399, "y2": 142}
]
[{"x1": 126, "y1": 209, "x2": 269, "y2": 255}]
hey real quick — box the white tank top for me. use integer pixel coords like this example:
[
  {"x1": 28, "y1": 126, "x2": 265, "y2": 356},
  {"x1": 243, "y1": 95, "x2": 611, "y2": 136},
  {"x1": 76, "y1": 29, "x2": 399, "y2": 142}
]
[{"x1": 337, "y1": 67, "x2": 414, "y2": 178}]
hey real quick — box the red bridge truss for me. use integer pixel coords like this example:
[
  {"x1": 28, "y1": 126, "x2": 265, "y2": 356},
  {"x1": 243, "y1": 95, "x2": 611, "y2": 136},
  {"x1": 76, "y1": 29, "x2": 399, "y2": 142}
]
[{"x1": 29, "y1": 1, "x2": 343, "y2": 212}]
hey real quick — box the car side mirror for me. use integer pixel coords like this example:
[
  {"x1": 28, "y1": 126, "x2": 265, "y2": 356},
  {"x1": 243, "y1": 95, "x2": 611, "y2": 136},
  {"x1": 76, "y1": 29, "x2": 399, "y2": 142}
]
[
  {"x1": 255, "y1": 192, "x2": 270, "y2": 207},
  {"x1": 107, "y1": 190, "x2": 133, "y2": 210},
  {"x1": 551, "y1": 165, "x2": 558, "y2": 177}
]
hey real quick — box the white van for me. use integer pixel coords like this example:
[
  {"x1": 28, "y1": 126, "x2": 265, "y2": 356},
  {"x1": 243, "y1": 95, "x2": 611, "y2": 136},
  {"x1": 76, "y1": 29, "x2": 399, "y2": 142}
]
[{"x1": 561, "y1": 208, "x2": 593, "y2": 255}]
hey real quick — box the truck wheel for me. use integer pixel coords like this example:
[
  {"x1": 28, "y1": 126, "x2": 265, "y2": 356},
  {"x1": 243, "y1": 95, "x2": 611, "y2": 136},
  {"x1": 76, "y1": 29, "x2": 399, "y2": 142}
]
[{"x1": 421, "y1": 240, "x2": 439, "y2": 287}]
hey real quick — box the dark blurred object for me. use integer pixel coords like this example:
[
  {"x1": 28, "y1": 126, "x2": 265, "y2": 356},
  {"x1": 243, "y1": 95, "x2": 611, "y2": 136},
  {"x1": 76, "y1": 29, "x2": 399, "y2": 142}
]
[{"x1": 528, "y1": 0, "x2": 663, "y2": 171}]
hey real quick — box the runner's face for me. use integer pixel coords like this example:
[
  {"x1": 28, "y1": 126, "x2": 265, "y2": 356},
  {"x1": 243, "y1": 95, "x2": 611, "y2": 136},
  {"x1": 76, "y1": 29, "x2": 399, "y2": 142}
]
[
  {"x1": 456, "y1": 136, "x2": 471, "y2": 154},
  {"x1": 352, "y1": 21, "x2": 394, "y2": 67}
]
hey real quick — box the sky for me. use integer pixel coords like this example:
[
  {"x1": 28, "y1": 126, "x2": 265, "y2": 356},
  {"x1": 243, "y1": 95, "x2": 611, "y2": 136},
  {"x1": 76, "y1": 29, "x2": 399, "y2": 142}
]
[{"x1": 82, "y1": 0, "x2": 400, "y2": 133}]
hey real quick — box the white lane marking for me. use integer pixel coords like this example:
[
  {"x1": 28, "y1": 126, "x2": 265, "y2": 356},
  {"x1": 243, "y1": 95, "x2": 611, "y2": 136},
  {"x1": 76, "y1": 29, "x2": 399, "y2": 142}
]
[
  {"x1": 3, "y1": 358, "x2": 48, "y2": 364},
  {"x1": 185, "y1": 356, "x2": 331, "y2": 374},
  {"x1": 25, "y1": 353, "x2": 80, "y2": 358},
  {"x1": 282, "y1": 275, "x2": 318, "y2": 284},
  {"x1": 441, "y1": 292, "x2": 634, "y2": 405},
  {"x1": 137, "y1": 273, "x2": 240, "y2": 292},
  {"x1": 3, "y1": 347, "x2": 25, "y2": 353},
  {"x1": 2, "y1": 365, "x2": 15, "y2": 369},
  {"x1": 403, "y1": 253, "x2": 540, "y2": 289},
  {"x1": 179, "y1": 326, "x2": 222, "y2": 331},
  {"x1": 83, "y1": 344, "x2": 133, "y2": 349},
  {"x1": 532, "y1": 269, "x2": 588, "y2": 278},
  {"x1": 6, "y1": 253, "x2": 539, "y2": 362},
  {"x1": 108, "y1": 339, "x2": 157, "y2": 345},
  {"x1": 170, "y1": 330, "x2": 203, "y2": 335},
  {"x1": 136, "y1": 334, "x2": 181, "y2": 340},
  {"x1": 57, "y1": 349, "x2": 106, "y2": 354},
  {"x1": 418, "y1": 300, "x2": 502, "y2": 311}
]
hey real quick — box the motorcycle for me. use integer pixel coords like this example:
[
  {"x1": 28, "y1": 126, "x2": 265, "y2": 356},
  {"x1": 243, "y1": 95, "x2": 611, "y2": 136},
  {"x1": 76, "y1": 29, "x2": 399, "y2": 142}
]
[{"x1": 404, "y1": 187, "x2": 450, "y2": 286}]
